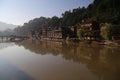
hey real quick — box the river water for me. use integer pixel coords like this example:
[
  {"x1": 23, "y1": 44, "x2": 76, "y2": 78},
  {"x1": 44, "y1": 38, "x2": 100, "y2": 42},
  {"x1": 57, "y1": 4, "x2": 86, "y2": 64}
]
[{"x1": 0, "y1": 40, "x2": 120, "y2": 80}]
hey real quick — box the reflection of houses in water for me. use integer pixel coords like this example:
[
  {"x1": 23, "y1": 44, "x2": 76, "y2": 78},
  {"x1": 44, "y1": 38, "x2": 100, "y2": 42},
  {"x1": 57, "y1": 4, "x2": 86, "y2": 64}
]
[
  {"x1": 16, "y1": 40, "x2": 120, "y2": 64},
  {"x1": 16, "y1": 40, "x2": 120, "y2": 80}
]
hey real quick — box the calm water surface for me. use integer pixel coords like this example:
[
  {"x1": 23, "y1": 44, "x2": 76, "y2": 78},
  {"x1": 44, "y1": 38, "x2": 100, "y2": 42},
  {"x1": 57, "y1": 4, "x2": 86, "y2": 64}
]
[{"x1": 0, "y1": 40, "x2": 120, "y2": 80}]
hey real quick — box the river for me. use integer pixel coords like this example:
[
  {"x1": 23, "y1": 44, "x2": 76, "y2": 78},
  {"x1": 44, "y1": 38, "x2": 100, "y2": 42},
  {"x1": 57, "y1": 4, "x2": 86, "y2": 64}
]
[{"x1": 0, "y1": 40, "x2": 120, "y2": 80}]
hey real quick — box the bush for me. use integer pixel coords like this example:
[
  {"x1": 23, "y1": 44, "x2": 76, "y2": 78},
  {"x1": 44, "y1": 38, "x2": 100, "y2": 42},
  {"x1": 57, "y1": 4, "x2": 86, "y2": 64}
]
[
  {"x1": 77, "y1": 28, "x2": 83, "y2": 40},
  {"x1": 101, "y1": 23, "x2": 113, "y2": 40}
]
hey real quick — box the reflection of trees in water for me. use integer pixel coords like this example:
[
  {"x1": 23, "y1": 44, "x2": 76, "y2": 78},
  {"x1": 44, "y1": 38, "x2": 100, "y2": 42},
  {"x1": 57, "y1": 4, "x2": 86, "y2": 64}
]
[
  {"x1": 16, "y1": 40, "x2": 120, "y2": 80},
  {"x1": 16, "y1": 40, "x2": 62, "y2": 55}
]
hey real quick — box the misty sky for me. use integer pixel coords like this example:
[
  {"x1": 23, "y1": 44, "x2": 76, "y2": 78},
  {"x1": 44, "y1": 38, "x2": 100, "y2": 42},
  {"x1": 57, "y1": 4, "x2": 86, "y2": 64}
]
[{"x1": 0, "y1": 0, "x2": 93, "y2": 25}]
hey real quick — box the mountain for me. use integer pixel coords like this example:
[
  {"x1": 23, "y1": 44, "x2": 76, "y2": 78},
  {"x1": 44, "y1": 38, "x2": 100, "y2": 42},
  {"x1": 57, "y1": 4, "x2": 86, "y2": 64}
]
[{"x1": 0, "y1": 21, "x2": 17, "y2": 31}]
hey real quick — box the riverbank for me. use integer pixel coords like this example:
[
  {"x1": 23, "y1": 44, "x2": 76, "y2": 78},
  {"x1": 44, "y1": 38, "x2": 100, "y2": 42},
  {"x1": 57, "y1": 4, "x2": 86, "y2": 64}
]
[
  {"x1": 28, "y1": 37, "x2": 120, "y2": 47},
  {"x1": 79, "y1": 40, "x2": 120, "y2": 47}
]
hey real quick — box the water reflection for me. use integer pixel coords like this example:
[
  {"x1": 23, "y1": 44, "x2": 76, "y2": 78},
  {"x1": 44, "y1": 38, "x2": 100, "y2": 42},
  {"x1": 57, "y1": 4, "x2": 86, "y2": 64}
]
[
  {"x1": 16, "y1": 40, "x2": 120, "y2": 80},
  {"x1": 0, "y1": 57, "x2": 34, "y2": 80},
  {"x1": 0, "y1": 42, "x2": 14, "y2": 50}
]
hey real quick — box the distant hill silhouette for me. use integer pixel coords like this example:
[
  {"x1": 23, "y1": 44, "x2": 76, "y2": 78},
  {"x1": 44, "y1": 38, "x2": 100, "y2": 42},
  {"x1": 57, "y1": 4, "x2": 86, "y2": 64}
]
[{"x1": 0, "y1": 21, "x2": 17, "y2": 31}]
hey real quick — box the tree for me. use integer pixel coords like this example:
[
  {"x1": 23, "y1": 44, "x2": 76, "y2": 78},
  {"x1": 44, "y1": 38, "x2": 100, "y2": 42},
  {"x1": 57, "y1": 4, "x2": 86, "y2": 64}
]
[
  {"x1": 101, "y1": 23, "x2": 113, "y2": 40},
  {"x1": 13, "y1": 0, "x2": 120, "y2": 36},
  {"x1": 77, "y1": 28, "x2": 83, "y2": 40}
]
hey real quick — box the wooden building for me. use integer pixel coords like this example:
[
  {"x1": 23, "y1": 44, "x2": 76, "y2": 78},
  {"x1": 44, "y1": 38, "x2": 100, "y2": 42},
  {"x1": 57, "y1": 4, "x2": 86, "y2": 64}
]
[
  {"x1": 78, "y1": 21, "x2": 101, "y2": 40},
  {"x1": 40, "y1": 27, "x2": 77, "y2": 40},
  {"x1": 47, "y1": 29, "x2": 62, "y2": 39}
]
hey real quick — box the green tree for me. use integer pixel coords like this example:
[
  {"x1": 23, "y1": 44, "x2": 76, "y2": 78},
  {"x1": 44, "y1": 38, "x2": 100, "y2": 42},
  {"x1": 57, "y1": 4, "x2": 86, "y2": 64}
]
[
  {"x1": 77, "y1": 28, "x2": 83, "y2": 40},
  {"x1": 102, "y1": 23, "x2": 113, "y2": 40}
]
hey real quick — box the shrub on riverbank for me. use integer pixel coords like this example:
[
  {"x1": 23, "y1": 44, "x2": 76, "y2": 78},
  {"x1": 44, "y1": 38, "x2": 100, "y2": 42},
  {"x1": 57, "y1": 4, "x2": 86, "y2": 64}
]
[{"x1": 101, "y1": 23, "x2": 114, "y2": 40}]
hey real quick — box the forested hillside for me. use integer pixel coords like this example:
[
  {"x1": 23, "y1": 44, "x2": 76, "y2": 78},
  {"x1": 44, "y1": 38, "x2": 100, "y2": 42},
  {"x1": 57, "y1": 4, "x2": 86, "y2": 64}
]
[
  {"x1": 14, "y1": 0, "x2": 120, "y2": 36},
  {"x1": 89, "y1": 0, "x2": 120, "y2": 23}
]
